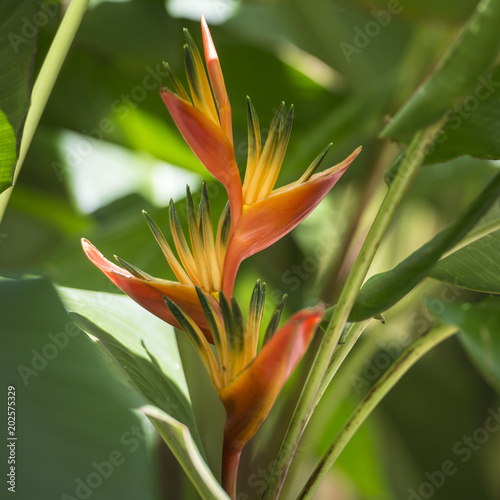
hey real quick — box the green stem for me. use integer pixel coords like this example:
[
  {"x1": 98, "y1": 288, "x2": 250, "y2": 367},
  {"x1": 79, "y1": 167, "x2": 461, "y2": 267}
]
[
  {"x1": 0, "y1": 0, "x2": 90, "y2": 223},
  {"x1": 315, "y1": 319, "x2": 371, "y2": 406},
  {"x1": 298, "y1": 324, "x2": 457, "y2": 499},
  {"x1": 261, "y1": 122, "x2": 444, "y2": 500}
]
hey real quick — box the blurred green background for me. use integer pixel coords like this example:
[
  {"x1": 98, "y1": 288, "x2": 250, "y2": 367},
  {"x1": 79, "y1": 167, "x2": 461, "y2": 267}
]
[{"x1": 1, "y1": 0, "x2": 500, "y2": 499}]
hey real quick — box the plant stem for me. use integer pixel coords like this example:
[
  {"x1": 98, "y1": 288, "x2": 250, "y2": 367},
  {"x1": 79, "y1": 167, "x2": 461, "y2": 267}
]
[
  {"x1": 315, "y1": 318, "x2": 371, "y2": 406},
  {"x1": 298, "y1": 324, "x2": 457, "y2": 499},
  {"x1": 221, "y1": 441, "x2": 241, "y2": 500},
  {"x1": 0, "y1": 0, "x2": 90, "y2": 223},
  {"x1": 261, "y1": 122, "x2": 443, "y2": 499}
]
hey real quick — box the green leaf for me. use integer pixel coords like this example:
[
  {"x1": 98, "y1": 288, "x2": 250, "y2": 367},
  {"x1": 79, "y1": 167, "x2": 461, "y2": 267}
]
[
  {"x1": 344, "y1": 172, "x2": 500, "y2": 321},
  {"x1": 142, "y1": 405, "x2": 230, "y2": 500},
  {"x1": 429, "y1": 296, "x2": 500, "y2": 393},
  {"x1": 381, "y1": 0, "x2": 500, "y2": 138},
  {"x1": 429, "y1": 227, "x2": 500, "y2": 294},
  {"x1": 352, "y1": 0, "x2": 479, "y2": 24},
  {"x1": 57, "y1": 287, "x2": 230, "y2": 499},
  {"x1": 0, "y1": 278, "x2": 159, "y2": 499},
  {"x1": 0, "y1": 0, "x2": 39, "y2": 193},
  {"x1": 424, "y1": 64, "x2": 500, "y2": 164},
  {"x1": 57, "y1": 286, "x2": 202, "y2": 449}
]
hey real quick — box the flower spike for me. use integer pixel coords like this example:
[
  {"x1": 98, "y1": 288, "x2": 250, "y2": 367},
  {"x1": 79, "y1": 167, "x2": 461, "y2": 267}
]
[{"x1": 168, "y1": 286, "x2": 324, "y2": 497}]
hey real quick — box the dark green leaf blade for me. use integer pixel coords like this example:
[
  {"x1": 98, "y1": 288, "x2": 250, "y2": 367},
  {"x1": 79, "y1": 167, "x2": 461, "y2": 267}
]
[
  {"x1": 0, "y1": 278, "x2": 159, "y2": 500},
  {"x1": 381, "y1": 0, "x2": 500, "y2": 138},
  {"x1": 0, "y1": 0, "x2": 39, "y2": 193},
  {"x1": 425, "y1": 64, "x2": 500, "y2": 164}
]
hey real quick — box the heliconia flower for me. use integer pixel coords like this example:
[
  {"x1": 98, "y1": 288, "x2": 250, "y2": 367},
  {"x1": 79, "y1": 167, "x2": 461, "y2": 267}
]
[
  {"x1": 164, "y1": 281, "x2": 324, "y2": 498},
  {"x1": 81, "y1": 183, "x2": 230, "y2": 342},
  {"x1": 161, "y1": 17, "x2": 362, "y2": 296}
]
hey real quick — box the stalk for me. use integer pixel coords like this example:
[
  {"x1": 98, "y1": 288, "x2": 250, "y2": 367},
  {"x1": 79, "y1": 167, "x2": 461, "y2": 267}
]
[
  {"x1": 298, "y1": 324, "x2": 457, "y2": 499},
  {"x1": 262, "y1": 121, "x2": 444, "y2": 499},
  {"x1": 0, "y1": 0, "x2": 90, "y2": 223}
]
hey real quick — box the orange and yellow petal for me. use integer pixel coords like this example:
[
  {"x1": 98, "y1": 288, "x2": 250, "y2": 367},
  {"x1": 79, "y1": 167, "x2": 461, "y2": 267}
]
[
  {"x1": 201, "y1": 15, "x2": 233, "y2": 145},
  {"x1": 161, "y1": 90, "x2": 242, "y2": 220},
  {"x1": 219, "y1": 306, "x2": 324, "y2": 453},
  {"x1": 81, "y1": 238, "x2": 214, "y2": 342},
  {"x1": 221, "y1": 147, "x2": 361, "y2": 294}
]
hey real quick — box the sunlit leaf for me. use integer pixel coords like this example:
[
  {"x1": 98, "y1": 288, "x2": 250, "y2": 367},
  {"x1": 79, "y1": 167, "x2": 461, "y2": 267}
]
[
  {"x1": 58, "y1": 287, "x2": 230, "y2": 498},
  {"x1": 143, "y1": 405, "x2": 230, "y2": 500},
  {"x1": 57, "y1": 286, "x2": 203, "y2": 449}
]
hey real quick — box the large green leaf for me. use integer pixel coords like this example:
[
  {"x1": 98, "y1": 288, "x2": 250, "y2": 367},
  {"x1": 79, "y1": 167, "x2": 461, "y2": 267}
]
[
  {"x1": 0, "y1": 0, "x2": 39, "y2": 193},
  {"x1": 381, "y1": 0, "x2": 500, "y2": 138},
  {"x1": 430, "y1": 296, "x2": 500, "y2": 393},
  {"x1": 342, "y1": 172, "x2": 500, "y2": 321},
  {"x1": 58, "y1": 286, "x2": 229, "y2": 499},
  {"x1": 0, "y1": 278, "x2": 159, "y2": 499},
  {"x1": 143, "y1": 405, "x2": 230, "y2": 500},
  {"x1": 58, "y1": 286, "x2": 201, "y2": 448}
]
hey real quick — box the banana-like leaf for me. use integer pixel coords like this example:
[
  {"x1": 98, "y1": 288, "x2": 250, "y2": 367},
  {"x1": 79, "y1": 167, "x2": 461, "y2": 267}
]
[
  {"x1": 381, "y1": 0, "x2": 500, "y2": 138},
  {"x1": 0, "y1": 278, "x2": 159, "y2": 499}
]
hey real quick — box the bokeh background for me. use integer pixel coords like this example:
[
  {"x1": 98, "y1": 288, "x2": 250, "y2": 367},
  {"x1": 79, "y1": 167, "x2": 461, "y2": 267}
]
[{"x1": 1, "y1": 0, "x2": 500, "y2": 499}]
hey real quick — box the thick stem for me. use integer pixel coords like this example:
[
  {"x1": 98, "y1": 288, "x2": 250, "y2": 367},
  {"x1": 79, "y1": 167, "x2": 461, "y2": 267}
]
[
  {"x1": 221, "y1": 441, "x2": 242, "y2": 500},
  {"x1": 261, "y1": 122, "x2": 444, "y2": 499},
  {"x1": 298, "y1": 324, "x2": 457, "y2": 499},
  {"x1": 0, "y1": 0, "x2": 90, "y2": 223}
]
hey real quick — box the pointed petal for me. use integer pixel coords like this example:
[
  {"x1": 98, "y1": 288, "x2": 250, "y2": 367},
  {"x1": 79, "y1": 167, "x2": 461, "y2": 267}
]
[
  {"x1": 222, "y1": 147, "x2": 361, "y2": 294},
  {"x1": 161, "y1": 90, "x2": 242, "y2": 220},
  {"x1": 81, "y1": 238, "x2": 214, "y2": 342},
  {"x1": 219, "y1": 306, "x2": 324, "y2": 452},
  {"x1": 201, "y1": 15, "x2": 233, "y2": 145}
]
